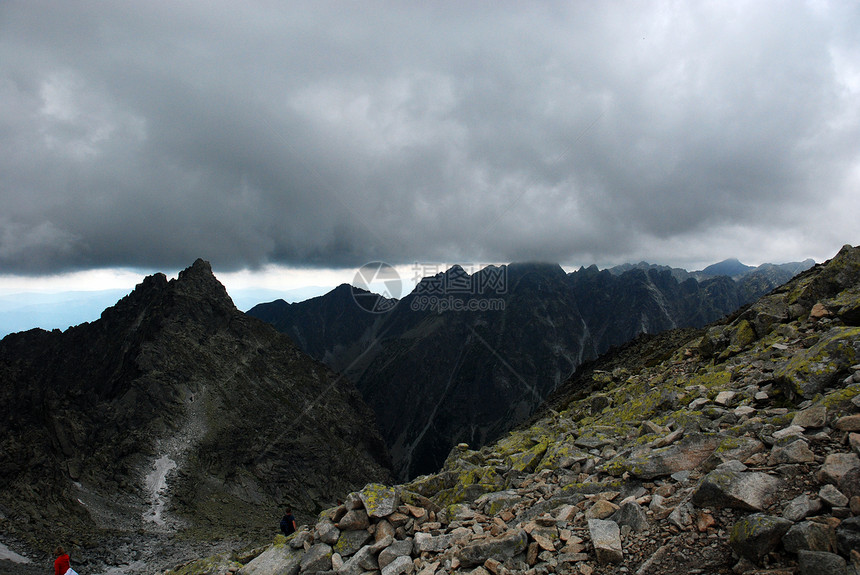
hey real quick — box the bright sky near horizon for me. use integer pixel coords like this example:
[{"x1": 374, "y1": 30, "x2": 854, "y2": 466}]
[{"x1": 1, "y1": 1, "x2": 859, "y2": 322}]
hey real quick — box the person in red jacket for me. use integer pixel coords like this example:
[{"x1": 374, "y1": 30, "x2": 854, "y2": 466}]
[{"x1": 54, "y1": 546, "x2": 70, "y2": 575}]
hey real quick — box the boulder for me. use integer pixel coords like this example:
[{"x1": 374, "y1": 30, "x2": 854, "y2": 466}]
[
  {"x1": 381, "y1": 555, "x2": 414, "y2": 575},
  {"x1": 728, "y1": 514, "x2": 792, "y2": 563},
  {"x1": 317, "y1": 520, "x2": 341, "y2": 545},
  {"x1": 337, "y1": 545, "x2": 379, "y2": 575},
  {"x1": 360, "y1": 483, "x2": 401, "y2": 519},
  {"x1": 414, "y1": 529, "x2": 470, "y2": 553},
  {"x1": 333, "y1": 529, "x2": 372, "y2": 557},
  {"x1": 782, "y1": 521, "x2": 837, "y2": 554},
  {"x1": 819, "y1": 453, "x2": 860, "y2": 485},
  {"x1": 476, "y1": 490, "x2": 524, "y2": 516},
  {"x1": 604, "y1": 433, "x2": 721, "y2": 479},
  {"x1": 237, "y1": 544, "x2": 304, "y2": 575},
  {"x1": 796, "y1": 549, "x2": 848, "y2": 575},
  {"x1": 792, "y1": 406, "x2": 828, "y2": 429},
  {"x1": 455, "y1": 529, "x2": 528, "y2": 568},
  {"x1": 378, "y1": 539, "x2": 414, "y2": 570},
  {"x1": 836, "y1": 516, "x2": 860, "y2": 556},
  {"x1": 692, "y1": 470, "x2": 784, "y2": 511},
  {"x1": 819, "y1": 484, "x2": 849, "y2": 508},
  {"x1": 588, "y1": 519, "x2": 623, "y2": 565},
  {"x1": 585, "y1": 499, "x2": 618, "y2": 520},
  {"x1": 610, "y1": 501, "x2": 649, "y2": 533},
  {"x1": 768, "y1": 439, "x2": 816, "y2": 465},
  {"x1": 775, "y1": 327, "x2": 860, "y2": 399},
  {"x1": 838, "y1": 467, "x2": 860, "y2": 499},
  {"x1": 835, "y1": 414, "x2": 860, "y2": 432},
  {"x1": 702, "y1": 437, "x2": 765, "y2": 471},
  {"x1": 783, "y1": 494, "x2": 822, "y2": 522},
  {"x1": 299, "y1": 543, "x2": 333, "y2": 573},
  {"x1": 336, "y1": 509, "x2": 370, "y2": 531}
]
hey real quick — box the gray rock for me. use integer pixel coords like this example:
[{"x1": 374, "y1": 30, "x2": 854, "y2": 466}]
[
  {"x1": 668, "y1": 501, "x2": 695, "y2": 529},
  {"x1": 820, "y1": 453, "x2": 860, "y2": 485},
  {"x1": 692, "y1": 470, "x2": 784, "y2": 511},
  {"x1": 797, "y1": 550, "x2": 848, "y2": 575},
  {"x1": 768, "y1": 439, "x2": 816, "y2": 465},
  {"x1": 476, "y1": 490, "x2": 524, "y2": 516},
  {"x1": 237, "y1": 544, "x2": 304, "y2": 575},
  {"x1": 344, "y1": 492, "x2": 363, "y2": 510},
  {"x1": 455, "y1": 528, "x2": 528, "y2": 568},
  {"x1": 782, "y1": 521, "x2": 837, "y2": 554},
  {"x1": 414, "y1": 530, "x2": 469, "y2": 553},
  {"x1": 792, "y1": 406, "x2": 828, "y2": 429},
  {"x1": 838, "y1": 467, "x2": 860, "y2": 499},
  {"x1": 378, "y1": 539, "x2": 414, "y2": 570},
  {"x1": 610, "y1": 501, "x2": 649, "y2": 533},
  {"x1": 702, "y1": 437, "x2": 764, "y2": 471},
  {"x1": 300, "y1": 543, "x2": 333, "y2": 573},
  {"x1": 729, "y1": 514, "x2": 792, "y2": 563},
  {"x1": 715, "y1": 390, "x2": 736, "y2": 406},
  {"x1": 317, "y1": 519, "x2": 341, "y2": 545},
  {"x1": 604, "y1": 433, "x2": 722, "y2": 479},
  {"x1": 588, "y1": 519, "x2": 623, "y2": 565},
  {"x1": 820, "y1": 484, "x2": 849, "y2": 508},
  {"x1": 333, "y1": 529, "x2": 372, "y2": 557},
  {"x1": 783, "y1": 494, "x2": 823, "y2": 522},
  {"x1": 381, "y1": 555, "x2": 414, "y2": 575},
  {"x1": 337, "y1": 545, "x2": 378, "y2": 575},
  {"x1": 290, "y1": 531, "x2": 312, "y2": 549},
  {"x1": 717, "y1": 460, "x2": 749, "y2": 473},
  {"x1": 772, "y1": 425, "x2": 806, "y2": 440},
  {"x1": 336, "y1": 509, "x2": 370, "y2": 531},
  {"x1": 836, "y1": 516, "x2": 860, "y2": 556}
]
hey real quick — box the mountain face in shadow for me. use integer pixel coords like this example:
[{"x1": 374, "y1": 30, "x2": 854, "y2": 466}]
[
  {"x1": 0, "y1": 259, "x2": 391, "y2": 559},
  {"x1": 249, "y1": 257, "x2": 813, "y2": 480}
]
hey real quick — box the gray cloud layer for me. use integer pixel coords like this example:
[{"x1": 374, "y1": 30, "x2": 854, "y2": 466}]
[{"x1": 1, "y1": 1, "x2": 858, "y2": 274}]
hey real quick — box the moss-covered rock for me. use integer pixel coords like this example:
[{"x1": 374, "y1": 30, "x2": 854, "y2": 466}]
[
  {"x1": 506, "y1": 437, "x2": 550, "y2": 472},
  {"x1": 776, "y1": 327, "x2": 860, "y2": 399},
  {"x1": 603, "y1": 433, "x2": 721, "y2": 479},
  {"x1": 729, "y1": 514, "x2": 792, "y2": 563}
]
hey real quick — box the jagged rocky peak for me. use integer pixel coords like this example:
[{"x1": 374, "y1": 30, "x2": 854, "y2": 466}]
[
  {"x1": 0, "y1": 258, "x2": 392, "y2": 572},
  {"x1": 170, "y1": 257, "x2": 235, "y2": 308}
]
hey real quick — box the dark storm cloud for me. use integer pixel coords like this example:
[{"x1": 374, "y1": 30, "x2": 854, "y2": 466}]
[{"x1": 1, "y1": 1, "x2": 858, "y2": 274}]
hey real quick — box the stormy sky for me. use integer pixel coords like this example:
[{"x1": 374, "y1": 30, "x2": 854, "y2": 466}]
[{"x1": 1, "y1": 1, "x2": 859, "y2": 281}]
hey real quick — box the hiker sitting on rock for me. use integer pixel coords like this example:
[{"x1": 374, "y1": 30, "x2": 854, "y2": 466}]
[{"x1": 280, "y1": 508, "x2": 296, "y2": 536}]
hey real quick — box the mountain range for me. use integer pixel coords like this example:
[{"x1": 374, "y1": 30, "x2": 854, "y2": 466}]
[
  {"x1": 0, "y1": 254, "x2": 817, "y2": 573},
  {"x1": 248, "y1": 258, "x2": 814, "y2": 480}
]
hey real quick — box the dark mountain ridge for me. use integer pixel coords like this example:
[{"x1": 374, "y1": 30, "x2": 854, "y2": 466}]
[
  {"x1": 249, "y1": 257, "x2": 814, "y2": 480},
  {"x1": 0, "y1": 259, "x2": 391, "y2": 572}
]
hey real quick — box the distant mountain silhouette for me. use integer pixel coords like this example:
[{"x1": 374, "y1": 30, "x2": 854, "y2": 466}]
[{"x1": 249, "y1": 257, "x2": 814, "y2": 480}]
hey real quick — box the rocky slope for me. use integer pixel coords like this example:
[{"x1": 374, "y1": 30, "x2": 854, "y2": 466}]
[
  {"x1": 0, "y1": 260, "x2": 391, "y2": 574},
  {"x1": 171, "y1": 244, "x2": 860, "y2": 575},
  {"x1": 249, "y1": 258, "x2": 813, "y2": 481}
]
